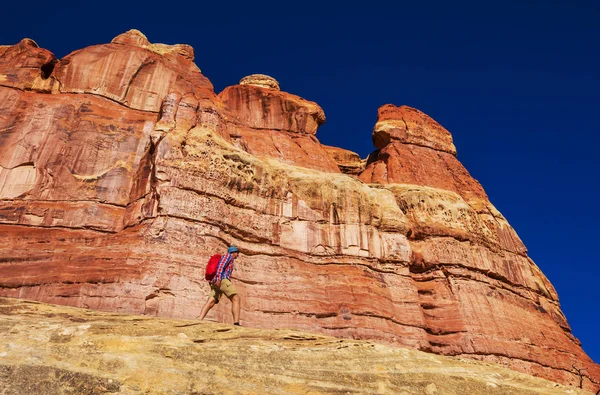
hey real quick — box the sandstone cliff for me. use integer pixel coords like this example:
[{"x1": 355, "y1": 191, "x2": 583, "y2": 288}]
[
  {"x1": 0, "y1": 297, "x2": 587, "y2": 394},
  {"x1": 0, "y1": 30, "x2": 598, "y2": 391}
]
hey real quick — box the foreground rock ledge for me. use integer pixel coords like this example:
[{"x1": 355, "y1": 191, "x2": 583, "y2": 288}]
[{"x1": 0, "y1": 298, "x2": 585, "y2": 395}]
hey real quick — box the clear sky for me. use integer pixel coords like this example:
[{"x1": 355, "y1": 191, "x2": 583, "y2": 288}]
[{"x1": 2, "y1": 0, "x2": 598, "y2": 362}]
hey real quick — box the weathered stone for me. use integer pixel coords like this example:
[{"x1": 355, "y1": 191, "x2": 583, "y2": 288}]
[
  {"x1": 360, "y1": 142, "x2": 487, "y2": 203},
  {"x1": 111, "y1": 29, "x2": 195, "y2": 61},
  {"x1": 323, "y1": 144, "x2": 365, "y2": 175},
  {"x1": 0, "y1": 38, "x2": 57, "y2": 92},
  {"x1": 373, "y1": 104, "x2": 456, "y2": 154},
  {"x1": 54, "y1": 31, "x2": 213, "y2": 112},
  {"x1": 0, "y1": 298, "x2": 588, "y2": 395},
  {"x1": 217, "y1": 82, "x2": 339, "y2": 172},
  {"x1": 0, "y1": 86, "x2": 155, "y2": 230},
  {"x1": 239, "y1": 73, "x2": 280, "y2": 90},
  {"x1": 218, "y1": 83, "x2": 325, "y2": 135},
  {"x1": 0, "y1": 32, "x2": 597, "y2": 391}
]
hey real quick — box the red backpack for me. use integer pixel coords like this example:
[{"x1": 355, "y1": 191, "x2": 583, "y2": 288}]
[{"x1": 205, "y1": 254, "x2": 221, "y2": 281}]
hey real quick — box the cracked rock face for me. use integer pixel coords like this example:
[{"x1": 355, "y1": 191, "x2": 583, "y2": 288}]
[{"x1": 0, "y1": 31, "x2": 598, "y2": 391}]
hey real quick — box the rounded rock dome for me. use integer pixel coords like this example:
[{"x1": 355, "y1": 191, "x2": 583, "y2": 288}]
[{"x1": 239, "y1": 74, "x2": 280, "y2": 90}]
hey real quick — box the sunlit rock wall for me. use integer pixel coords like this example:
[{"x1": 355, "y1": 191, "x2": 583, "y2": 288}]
[{"x1": 0, "y1": 30, "x2": 597, "y2": 390}]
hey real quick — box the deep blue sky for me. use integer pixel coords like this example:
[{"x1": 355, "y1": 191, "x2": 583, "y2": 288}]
[{"x1": 2, "y1": 1, "x2": 598, "y2": 362}]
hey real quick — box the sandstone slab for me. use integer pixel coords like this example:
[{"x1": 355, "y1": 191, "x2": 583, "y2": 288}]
[{"x1": 0, "y1": 298, "x2": 588, "y2": 395}]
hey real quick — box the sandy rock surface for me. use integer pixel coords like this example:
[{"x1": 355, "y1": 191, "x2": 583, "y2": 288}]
[{"x1": 0, "y1": 298, "x2": 588, "y2": 395}]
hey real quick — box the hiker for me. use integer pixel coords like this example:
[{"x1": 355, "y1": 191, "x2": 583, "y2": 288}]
[{"x1": 198, "y1": 246, "x2": 241, "y2": 325}]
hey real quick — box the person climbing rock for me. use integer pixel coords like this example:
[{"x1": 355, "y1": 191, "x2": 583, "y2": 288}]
[{"x1": 199, "y1": 246, "x2": 241, "y2": 325}]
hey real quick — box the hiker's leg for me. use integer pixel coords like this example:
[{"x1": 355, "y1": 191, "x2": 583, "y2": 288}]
[
  {"x1": 198, "y1": 296, "x2": 216, "y2": 320},
  {"x1": 220, "y1": 279, "x2": 240, "y2": 324},
  {"x1": 231, "y1": 294, "x2": 240, "y2": 323}
]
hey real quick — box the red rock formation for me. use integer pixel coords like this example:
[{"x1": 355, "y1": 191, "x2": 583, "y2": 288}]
[
  {"x1": 323, "y1": 145, "x2": 365, "y2": 175},
  {"x1": 0, "y1": 31, "x2": 597, "y2": 390},
  {"x1": 54, "y1": 30, "x2": 214, "y2": 112},
  {"x1": 372, "y1": 104, "x2": 456, "y2": 154},
  {"x1": 216, "y1": 74, "x2": 339, "y2": 173},
  {"x1": 361, "y1": 104, "x2": 486, "y2": 203},
  {"x1": 0, "y1": 38, "x2": 57, "y2": 92}
]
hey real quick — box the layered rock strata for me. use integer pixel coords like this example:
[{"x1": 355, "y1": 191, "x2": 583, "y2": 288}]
[
  {"x1": 323, "y1": 145, "x2": 365, "y2": 175},
  {"x1": 0, "y1": 30, "x2": 597, "y2": 390},
  {"x1": 217, "y1": 74, "x2": 337, "y2": 172}
]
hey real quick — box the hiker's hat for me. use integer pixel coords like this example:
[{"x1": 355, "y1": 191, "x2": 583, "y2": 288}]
[{"x1": 228, "y1": 246, "x2": 239, "y2": 253}]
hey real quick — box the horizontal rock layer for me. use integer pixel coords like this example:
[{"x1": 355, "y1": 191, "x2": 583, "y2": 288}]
[{"x1": 0, "y1": 31, "x2": 597, "y2": 391}]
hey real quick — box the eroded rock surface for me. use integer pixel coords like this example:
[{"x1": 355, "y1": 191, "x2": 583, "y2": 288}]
[
  {"x1": 0, "y1": 298, "x2": 588, "y2": 394},
  {"x1": 372, "y1": 104, "x2": 457, "y2": 154},
  {"x1": 239, "y1": 73, "x2": 281, "y2": 90},
  {"x1": 323, "y1": 144, "x2": 365, "y2": 175},
  {"x1": 0, "y1": 31, "x2": 598, "y2": 391},
  {"x1": 217, "y1": 75, "x2": 337, "y2": 172}
]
